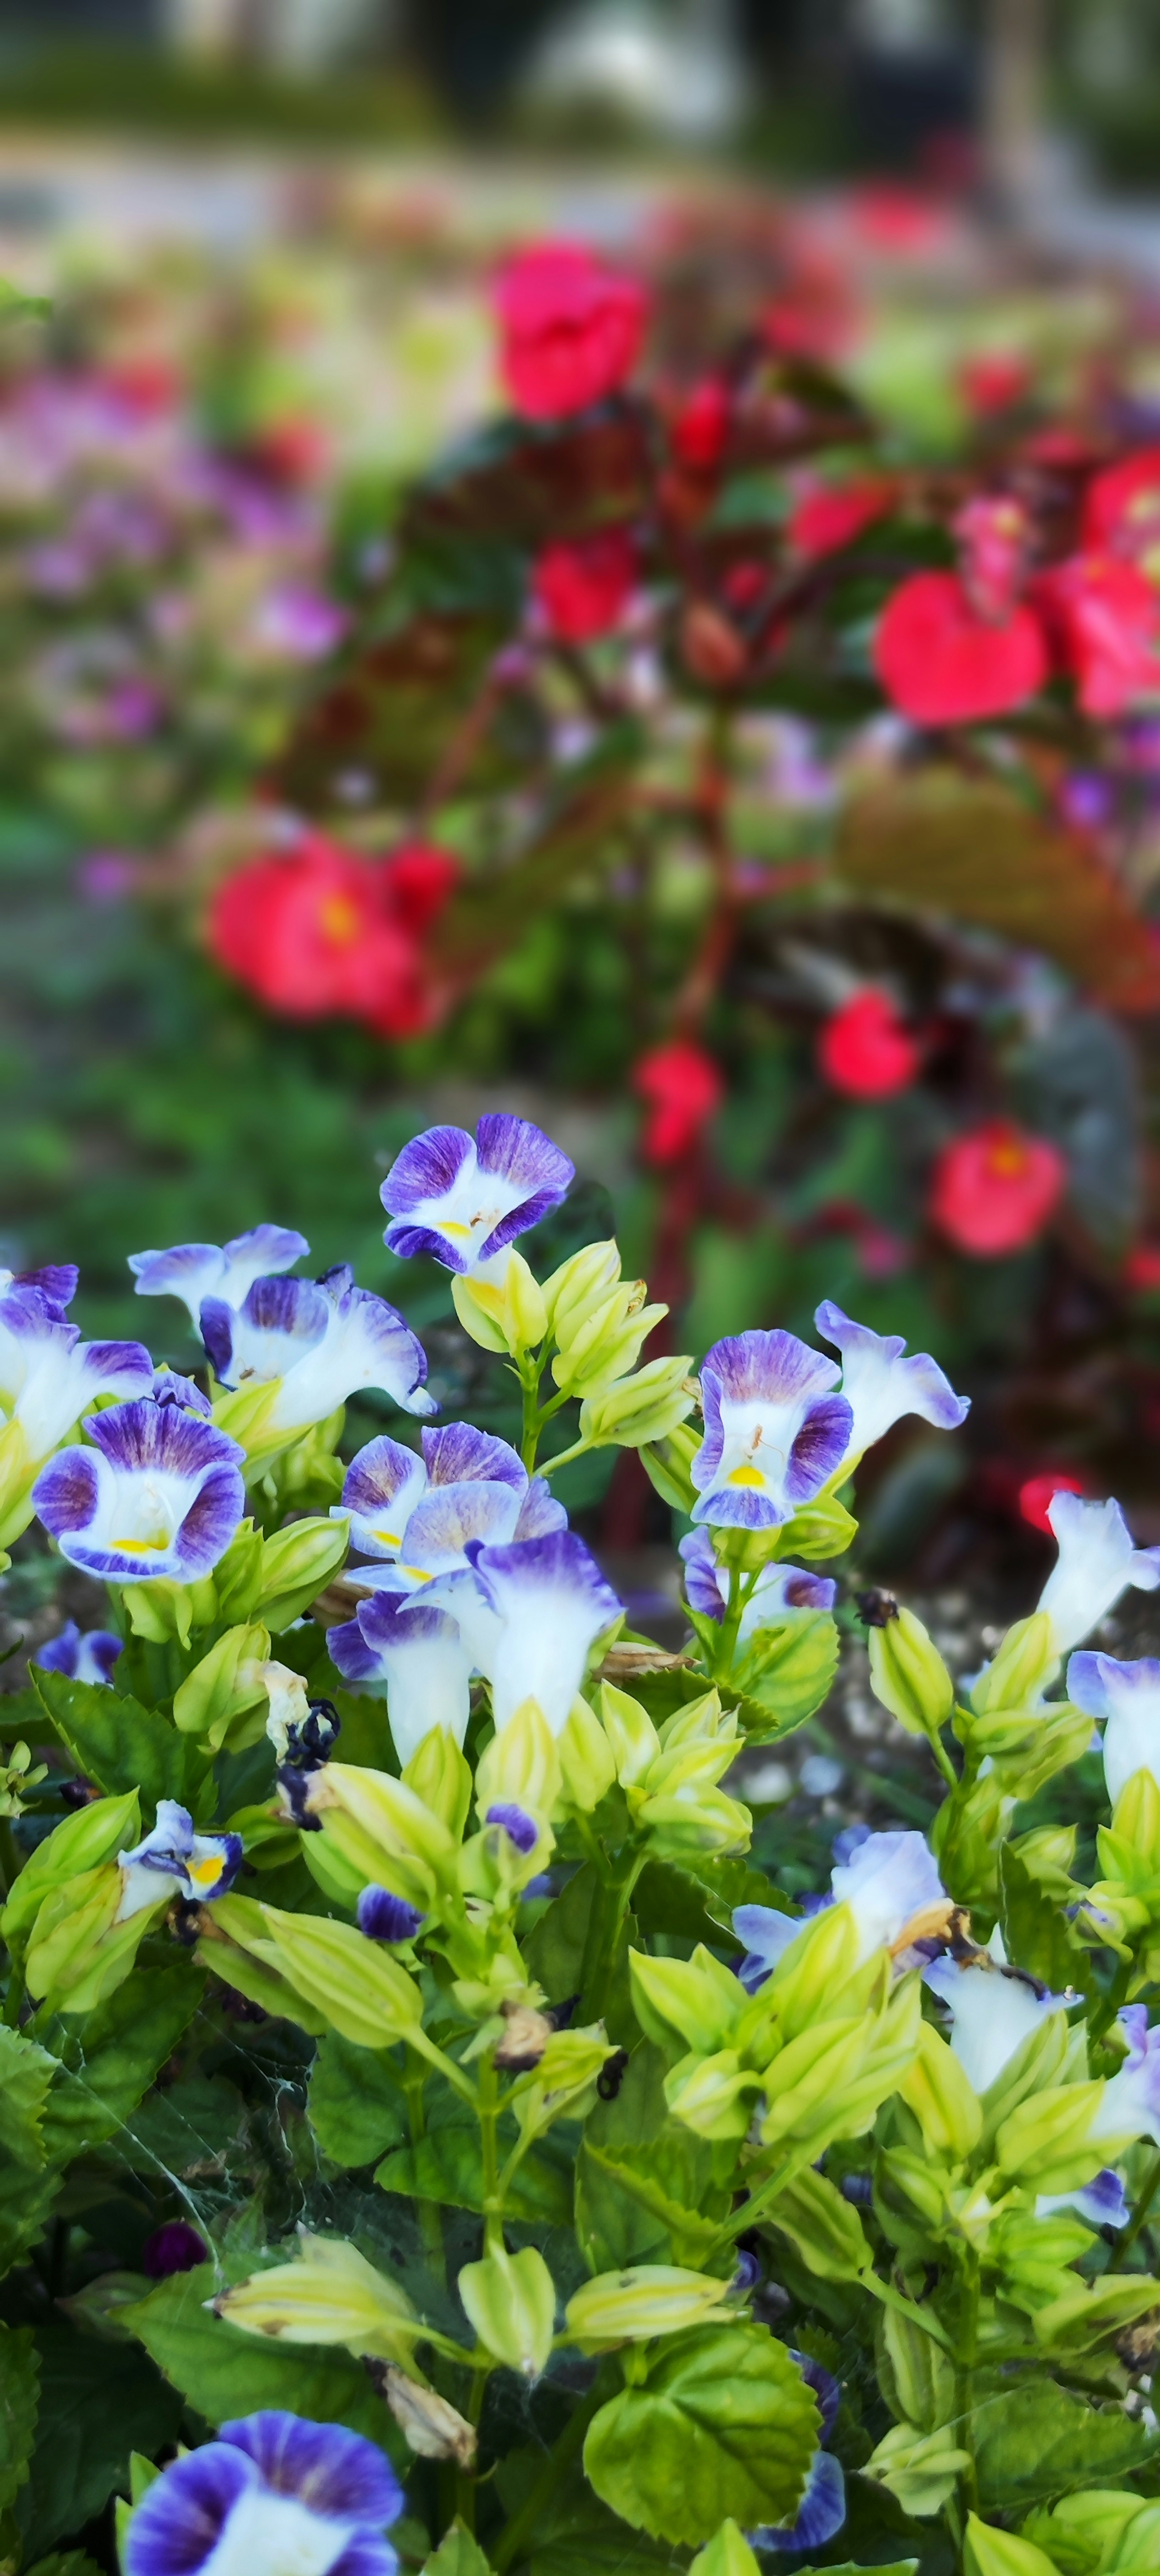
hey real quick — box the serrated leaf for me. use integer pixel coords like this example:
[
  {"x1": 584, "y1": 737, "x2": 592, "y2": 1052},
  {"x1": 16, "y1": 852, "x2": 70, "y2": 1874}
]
[
  {"x1": 837, "y1": 771, "x2": 1160, "y2": 1011},
  {"x1": 422, "y1": 2518, "x2": 493, "y2": 2576},
  {"x1": 0, "y1": 2162, "x2": 60, "y2": 2279},
  {"x1": 999, "y1": 1840, "x2": 1094, "y2": 2002},
  {"x1": 37, "y1": 1963, "x2": 204, "y2": 2166},
  {"x1": 32, "y1": 1669, "x2": 212, "y2": 1823},
  {"x1": 18, "y1": 2324, "x2": 180, "y2": 2555},
  {"x1": 732, "y1": 1613, "x2": 840, "y2": 1737},
  {"x1": 0, "y1": 2023, "x2": 55, "y2": 2168},
  {"x1": 584, "y1": 2323, "x2": 820, "y2": 2545},
  {"x1": 308, "y1": 2035, "x2": 408, "y2": 2168},
  {"x1": 973, "y1": 2369, "x2": 1158, "y2": 2510},
  {"x1": 122, "y1": 2263, "x2": 389, "y2": 2443},
  {"x1": 0, "y1": 2322, "x2": 38, "y2": 2509}
]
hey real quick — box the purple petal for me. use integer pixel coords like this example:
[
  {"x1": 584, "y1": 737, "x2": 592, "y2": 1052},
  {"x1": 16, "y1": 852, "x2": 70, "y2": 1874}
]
[
  {"x1": 328, "y1": 2540, "x2": 399, "y2": 2576},
  {"x1": 357, "y1": 1592, "x2": 463, "y2": 1653},
  {"x1": 142, "y1": 2221, "x2": 209, "y2": 2279},
  {"x1": 381, "y1": 1126, "x2": 475, "y2": 1220},
  {"x1": 342, "y1": 1436, "x2": 426, "y2": 1520},
  {"x1": 679, "y1": 1530, "x2": 726, "y2": 1621},
  {"x1": 199, "y1": 1298, "x2": 234, "y2": 1382},
  {"x1": 789, "y1": 2349, "x2": 840, "y2": 2443},
  {"x1": 224, "y1": 1225, "x2": 310, "y2": 1273},
  {"x1": 357, "y1": 1885, "x2": 424, "y2": 1942},
  {"x1": 83, "y1": 1401, "x2": 243, "y2": 1477},
  {"x1": 397, "y1": 1481, "x2": 521, "y2": 1571},
  {"x1": 77, "y1": 1341, "x2": 155, "y2": 1403},
  {"x1": 1068, "y1": 1651, "x2": 1160, "y2": 1720},
  {"x1": 32, "y1": 1621, "x2": 82, "y2": 1677},
  {"x1": 124, "y1": 2442, "x2": 256, "y2": 2576},
  {"x1": 421, "y1": 1422, "x2": 526, "y2": 1491},
  {"x1": 754, "y1": 2450, "x2": 846, "y2": 2553},
  {"x1": 376, "y1": 1221, "x2": 472, "y2": 1269},
  {"x1": 700, "y1": 1328, "x2": 841, "y2": 1413},
  {"x1": 32, "y1": 1448, "x2": 99, "y2": 1539},
  {"x1": 222, "y1": 2411, "x2": 404, "y2": 2525},
  {"x1": 486, "y1": 1802, "x2": 539, "y2": 1854},
  {"x1": 785, "y1": 1394, "x2": 855, "y2": 1505},
  {"x1": 469, "y1": 1529, "x2": 620, "y2": 1626},
  {"x1": 172, "y1": 1463, "x2": 247, "y2": 1579},
  {"x1": 19, "y1": 1263, "x2": 78, "y2": 1312},
  {"x1": 327, "y1": 1616, "x2": 388, "y2": 1686},
  {"x1": 129, "y1": 1242, "x2": 222, "y2": 1295},
  {"x1": 513, "y1": 1476, "x2": 569, "y2": 1540},
  {"x1": 732, "y1": 1903, "x2": 803, "y2": 1992},
  {"x1": 152, "y1": 1368, "x2": 213, "y2": 1418},
  {"x1": 475, "y1": 1112, "x2": 573, "y2": 1200}
]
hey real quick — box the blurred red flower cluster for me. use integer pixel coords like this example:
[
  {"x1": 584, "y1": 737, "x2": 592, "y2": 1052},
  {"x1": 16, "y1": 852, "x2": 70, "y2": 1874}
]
[{"x1": 209, "y1": 832, "x2": 458, "y2": 1039}]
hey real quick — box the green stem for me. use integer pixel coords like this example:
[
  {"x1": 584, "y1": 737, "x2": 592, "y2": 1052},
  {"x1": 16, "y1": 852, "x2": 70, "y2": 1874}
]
[
  {"x1": 954, "y1": 2251, "x2": 980, "y2": 2524},
  {"x1": 519, "y1": 1356, "x2": 545, "y2": 1474},
  {"x1": 1111, "y1": 2144, "x2": 1160, "y2": 2270},
  {"x1": 858, "y1": 2271, "x2": 957, "y2": 2358},
  {"x1": 538, "y1": 1435, "x2": 594, "y2": 1479},
  {"x1": 405, "y1": 2057, "x2": 444, "y2": 2283},
  {"x1": 589, "y1": 1850, "x2": 648, "y2": 2022},
  {"x1": 924, "y1": 1724, "x2": 960, "y2": 1794},
  {"x1": 492, "y1": 2374, "x2": 610, "y2": 2576},
  {"x1": 457, "y1": 2355, "x2": 492, "y2": 2533},
  {"x1": 478, "y1": 2054, "x2": 503, "y2": 2251}
]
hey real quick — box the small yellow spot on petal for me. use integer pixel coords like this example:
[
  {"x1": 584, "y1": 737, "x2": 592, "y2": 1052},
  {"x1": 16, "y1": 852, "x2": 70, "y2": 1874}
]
[
  {"x1": 440, "y1": 1220, "x2": 473, "y2": 1239},
  {"x1": 187, "y1": 1855, "x2": 224, "y2": 1889},
  {"x1": 727, "y1": 1464, "x2": 766, "y2": 1488}
]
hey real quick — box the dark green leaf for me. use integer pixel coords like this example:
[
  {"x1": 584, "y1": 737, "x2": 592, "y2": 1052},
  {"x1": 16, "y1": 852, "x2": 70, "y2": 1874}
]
[
  {"x1": 123, "y1": 2264, "x2": 389, "y2": 2443},
  {"x1": 0, "y1": 2323, "x2": 38, "y2": 2510},
  {"x1": 422, "y1": 2520, "x2": 493, "y2": 2576},
  {"x1": 32, "y1": 1671, "x2": 213, "y2": 1823},
  {"x1": 0, "y1": 2023, "x2": 55, "y2": 2168},
  {"x1": 973, "y1": 2370, "x2": 1159, "y2": 2510},
  {"x1": 308, "y1": 2035, "x2": 408, "y2": 2167},
  {"x1": 376, "y1": 2122, "x2": 571, "y2": 2224},
  {"x1": 0, "y1": 2161, "x2": 62, "y2": 2278},
  {"x1": 38, "y1": 1963, "x2": 204, "y2": 2166},
  {"x1": 120, "y1": 2075, "x2": 248, "y2": 2182},
  {"x1": 18, "y1": 2325, "x2": 181, "y2": 2554},
  {"x1": 584, "y1": 2323, "x2": 820, "y2": 2545},
  {"x1": 999, "y1": 1838, "x2": 1095, "y2": 2002}
]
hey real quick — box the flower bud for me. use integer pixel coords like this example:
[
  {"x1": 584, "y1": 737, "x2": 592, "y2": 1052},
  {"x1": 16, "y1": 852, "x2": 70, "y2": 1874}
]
[
  {"x1": 475, "y1": 1697, "x2": 561, "y2": 1823},
  {"x1": 453, "y1": 1253, "x2": 546, "y2": 1359},
  {"x1": 639, "y1": 1785, "x2": 752, "y2": 1857},
  {"x1": 971, "y1": 1612, "x2": 1057, "y2": 1718},
  {"x1": 403, "y1": 1728, "x2": 472, "y2": 1843},
  {"x1": 541, "y1": 1240, "x2": 622, "y2": 1341},
  {"x1": 639, "y1": 1419, "x2": 701, "y2": 1512},
  {"x1": 215, "y1": 2232, "x2": 420, "y2": 2363},
  {"x1": 172, "y1": 1623, "x2": 272, "y2": 1753},
  {"x1": 690, "y1": 2527, "x2": 762, "y2": 2576},
  {"x1": 307, "y1": 1762, "x2": 458, "y2": 1908},
  {"x1": 867, "y1": 1605, "x2": 954, "y2": 1735},
  {"x1": 3, "y1": 1789, "x2": 140, "y2": 1951},
  {"x1": 995, "y1": 2082, "x2": 1106, "y2": 2191},
  {"x1": 629, "y1": 1944, "x2": 743, "y2": 2056},
  {"x1": 865, "y1": 2423, "x2": 971, "y2": 2518},
  {"x1": 253, "y1": 1516, "x2": 349, "y2": 1631},
  {"x1": 564, "y1": 2264, "x2": 732, "y2": 2351},
  {"x1": 580, "y1": 1356, "x2": 695, "y2": 1450},
  {"x1": 243, "y1": 1900, "x2": 424, "y2": 2048},
  {"x1": 663, "y1": 2049, "x2": 760, "y2": 2139},
  {"x1": 552, "y1": 1283, "x2": 668, "y2": 1398},
  {"x1": 557, "y1": 1695, "x2": 617, "y2": 1811},
  {"x1": 507, "y1": 2027, "x2": 617, "y2": 2136},
  {"x1": 778, "y1": 1490, "x2": 858, "y2": 1560},
  {"x1": 457, "y1": 2244, "x2": 555, "y2": 2378},
  {"x1": 964, "y1": 2515, "x2": 1059, "y2": 2576},
  {"x1": 25, "y1": 1866, "x2": 157, "y2": 2014},
  {"x1": 598, "y1": 1682, "x2": 661, "y2": 1790},
  {"x1": 376, "y1": 2367, "x2": 477, "y2": 2466}
]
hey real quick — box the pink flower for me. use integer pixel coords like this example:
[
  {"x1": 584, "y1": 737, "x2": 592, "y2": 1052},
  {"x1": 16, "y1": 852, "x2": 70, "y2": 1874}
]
[
  {"x1": 930, "y1": 1121, "x2": 1065, "y2": 1257},
  {"x1": 817, "y1": 991, "x2": 920, "y2": 1099},
  {"x1": 494, "y1": 241, "x2": 647, "y2": 421},
  {"x1": 1019, "y1": 1471, "x2": 1086, "y2": 1535},
  {"x1": 875, "y1": 570, "x2": 1047, "y2": 726},
  {"x1": 532, "y1": 527, "x2": 636, "y2": 642},
  {"x1": 634, "y1": 1039, "x2": 724, "y2": 1164},
  {"x1": 1040, "y1": 554, "x2": 1160, "y2": 719}
]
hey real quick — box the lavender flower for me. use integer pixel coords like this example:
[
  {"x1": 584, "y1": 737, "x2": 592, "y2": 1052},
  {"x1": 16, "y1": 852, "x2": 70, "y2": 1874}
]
[
  {"x1": 124, "y1": 2410, "x2": 403, "y2": 2576},
  {"x1": 33, "y1": 1398, "x2": 245, "y2": 1583},
  {"x1": 381, "y1": 1114, "x2": 574, "y2": 1276}
]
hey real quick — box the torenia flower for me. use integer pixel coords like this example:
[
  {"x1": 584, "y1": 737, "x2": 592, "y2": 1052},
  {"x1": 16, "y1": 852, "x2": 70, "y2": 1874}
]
[
  {"x1": 128, "y1": 1224, "x2": 309, "y2": 1329},
  {"x1": 924, "y1": 1937, "x2": 1067, "y2": 2093},
  {"x1": 752, "y1": 2354, "x2": 845, "y2": 2556},
  {"x1": 690, "y1": 1330, "x2": 852, "y2": 1530},
  {"x1": 1067, "y1": 1652, "x2": 1160, "y2": 1805},
  {"x1": 735, "y1": 1826, "x2": 950, "y2": 1987},
  {"x1": 33, "y1": 1620, "x2": 122, "y2": 1686},
  {"x1": 679, "y1": 1530, "x2": 835, "y2": 1630},
  {"x1": 329, "y1": 1594, "x2": 475, "y2": 1765},
  {"x1": 202, "y1": 1266, "x2": 435, "y2": 1431},
  {"x1": 123, "y1": 2409, "x2": 404, "y2": 2576},
  {"x1": 465, "y1": 1531, "x2": 621, "y2": 1735},
  {"x1": 380, "y1": 1114, "x2": 573, "y2": 1276},
  {"x1": 1038, "y1": 2169, "x2": 1129, "y2": 2229},
  {"x1": 32, "y1": 1398, "x2": 245, "y2": 1583},
  {"x1": 334, "y1": 1422, "x2": 562, "y2": 1582},
  {"x1": 815, "y1": 1302, "x2": 969, "y2": 1472},
  {"x1": 1091, "y1": 2006, "x2": 1160, "y2": 2145},
  {"x1": 116, "y1": 1798, "x2": 242, "y2": 1920},
  {"x1": 0, "y1": 1285, "x2": 152, "y2": 1482},
  {"x1": 1037, "y1": 1492, "x2": 1160, "y2": 1655}
]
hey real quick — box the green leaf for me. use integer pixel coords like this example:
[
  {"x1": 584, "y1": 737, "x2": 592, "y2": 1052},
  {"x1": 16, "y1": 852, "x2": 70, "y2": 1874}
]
[
  {"x1": 0, "y1": 2161, "x2": 61, "y2": 2279},
  {"x1": 0, "y1": 2323, "x2": 38, "y2": 2509},
  {"x1": 732, "y1": 1615, "x2": 840, "y2": 1739},
  {"x1": 122, "y1": 2264, "x2": 389, "y2": 2443},
  {"x1": 973, "y1": 2370, "x2": 1159, "y2": 2510},
  {"x1": 0, "y1": 2023, "x2": 55, "y2": 2168},
  {"x1": 25, "y1": 2553, "x2": 104, "y2": 2576},
  {"x1": 120, "y1": 2075, "x2": 248, "y2": 2182},
  {"x1": 762, "y1": 2165, "x2": 872, "y2": 2283},
  {"x1": 584, "y1": 2323, "x2": 821, "y2": 2545},
  {"x1": 308, "y1": 2035, "x2": 408, "y2": 2167},
  {"x1": 18, "y1": 2324, "x2": 181, "y2": 2555},
  {"x1": 32, "y1": 1670, "x2": 212, "y2": 1823},
  {"x1": 37, "y1": 1963, "x2": 204, "y2": 2166},
  {"x1": 634, "y1": 1857, "x2": 783, "y2": 1947},
  {"x1": 422, "y1": 2520, "x2": 493, "y2": 2576},
  {"x1": 376, "y1": 2121, "x2": 572, "y2": 2224},
  {"x1": 999, "y1": 1839, "x2": 1094, "y2": 2001},
  {"x1": 577, "y1": 2043, "x2": 730, "y2": 2270}
]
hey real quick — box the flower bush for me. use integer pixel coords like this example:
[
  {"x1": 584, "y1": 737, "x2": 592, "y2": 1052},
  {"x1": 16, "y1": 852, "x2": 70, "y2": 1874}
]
[{"x1": 2, "y1": 1111, "x2": 1160, "y2": 2576}]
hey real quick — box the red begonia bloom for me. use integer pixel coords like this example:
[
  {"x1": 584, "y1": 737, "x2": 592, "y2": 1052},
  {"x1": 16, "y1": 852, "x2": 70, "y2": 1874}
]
[
  {"x1": 930, "y1": 1120, "x2": 1065, "y2": 1257},
  {"x1": 494, "y1": 241, "x2": 647, "y2": 421},
  {"x1": 633, "y1": 1038, "x2": 724, "y2": 1165},
  {"x1": 817, "y1": 990, "x2": 921, "y2": 1099},
  {"x1": 875, "y1": 569, "x2": 1047, "y2": 726},
  {"x1": 1018, "y1": 1470, "x2": 1086, "y2": 1534},
  {"x1": 532, "y1": 526, "x2": 636, "y2": 642},
  {"x1": 789, "y1": 477, "x2": 892, "y2": 561},
  {"x1": 1040, "y1": 553, "x2": 1160, "y2": 719},
  {"x1": 209, "y1": 831, "x2": 456, "y2": 1039},
  {"x1": 961, "y1": 352, "x2": 1030, "y2": 417},
  {"x1": 1082, "y1": 447, "x2": 1160, "y2": 562},
  {"x1": 670, "y1": 377, "x2": 730, "y2": 473}
]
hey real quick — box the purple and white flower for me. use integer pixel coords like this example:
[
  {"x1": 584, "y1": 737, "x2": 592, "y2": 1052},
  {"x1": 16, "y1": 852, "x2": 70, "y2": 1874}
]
[
  {"x1": 358, "y1": 1886, "x2": 425, "y2": 1944},
  {"x1": 679, "y1": 1528, "x2": 835, "y2": 1631},
  {"x1": 202, "y1": 1266, "x2": 435, "y2": 1431},
  {"x1": 815, "y1": 1302, "x2": 969, "y2": 1471},
  {"x1": 0, "y1": 1263, "x2": 77, "y2": 1319},
  {"x1": 750, "y1": 2353, "x2": 845, "y2": 2556},
  {"x1": 334, "y1": 1422, "x2": 562, "y2": 1586},
  {"x1": 123, "y1": 2409, "x2": 403, "y2": 2576},
  {"x1": 151, "y1": 1366, "x2": 213, "y2": 1418},
  {"x1": 380, "y1": 1114, "x2": 574, "y2": 1277},
  {"x1": 1038, "y1": 2169, "x2": 1129, "y2": 2229},
  {"x1": 32, "y1": 1398, "x2": 245, "y2": 1584},
  {"x1": 33, "y1": 1620, "x2": 121, "y2": 1688},
  {"x1": 128, "y1": 1225, "x2": 309, "y2": 1330},
  {"x1": 116, "y1": 1798, "x2": 243, "y2": 1920},
  {"x1": 330, "y1": 1592, "x2": 476, "y2": 1765},
  {"x1": 0, "y1": 1289, "x2": 153, "y2": 1467},
  {"x1": 1092, "y1": 2006, "x2": 1160, "y2": 2146},
  {"x1": 689, "y1": 1331, "x2": 852, "y2": 1531},
  {"x1": 464, "y1": 1531, "x2": 622, "y2": 1735},
  {"x1": 1038, "y1": 1493, "x2": 1160, "y2": 1657},
  {"x1": 1066, "y1": 1651, "x2": 1160, "y2": 1807},
  {"x1": 735, "y1": 1826, "x2": 949, "y2": 1985},
  {"x1": 924, "y1": 1936, "x2": 1068, "y2": 2094}
]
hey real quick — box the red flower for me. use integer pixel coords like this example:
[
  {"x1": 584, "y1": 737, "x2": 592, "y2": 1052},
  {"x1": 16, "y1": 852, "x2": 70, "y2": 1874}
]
[
  {"x1": 1040, "y1": 553, "x2": 1160, "y2": 718},
  {"x1": 1126, "y1": 1243, "x2": 1160, "y2": 1292},
  {"x1": 670, "y1": 376, "x2": 730, "y2": 474},
  {"x1": 209, "y1": 831, "x2": 456, "y2": 1040},
  {"x1": 930, "y1": 1120, "x2": 1065, "y2": 1257},
  {"x1": 960, "y1": 352, "x2": 1030, "y2": 417},
  {"x1": 789, "y1": 477, "x2": 892, "y2": 561},
  {"x1": 817, "y1": 990, "x2": 920, "y2": 1099},
  {"x1": 875, "y1": 569, "x2": 1047, "y2": 726},
  {"x1": 1083, "y1": 447, "x2": 1160, "y2": 563},
  {"x1": 1018, "y1": 1470, "x2": 1086, "y2": 1534},
  {"x1": 633, "y1": 1038, "x2": 724, "y2": 1165},
  {"x1": 494, "y1": 241, "x2": 646, "y2": 422},
  {"x1": 532, "y1": 526, "x2": 636, "y2": 642}
]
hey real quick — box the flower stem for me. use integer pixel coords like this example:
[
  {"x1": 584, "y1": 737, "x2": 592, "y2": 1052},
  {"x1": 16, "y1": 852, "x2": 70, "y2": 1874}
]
[{"x1": 538, "y1": 1435, "x2": 594, "y2": 1478}]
